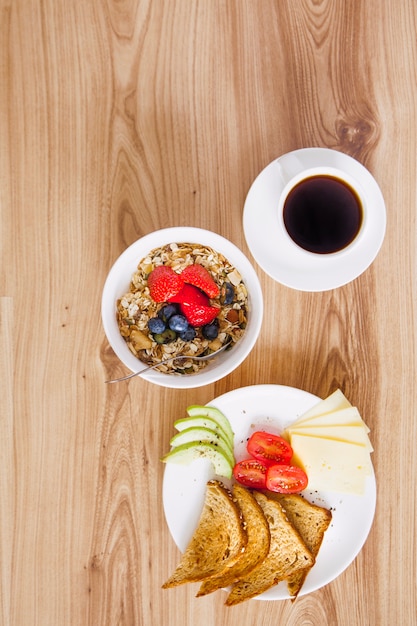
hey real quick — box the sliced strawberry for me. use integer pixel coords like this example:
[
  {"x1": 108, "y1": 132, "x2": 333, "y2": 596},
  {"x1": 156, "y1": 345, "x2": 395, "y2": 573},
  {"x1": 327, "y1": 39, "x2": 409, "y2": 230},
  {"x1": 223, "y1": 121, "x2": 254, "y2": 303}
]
[
  {"x1": 180, "y1": 301, "x2": 220, "y2": 326},
  {"x1": 180, "y1": 264, "x2": 220, "y2": 299},
  {"x1": 147, "y1": 266, "x2": 183, "y2": 302},
  {"x1": 168, "y1": 283, "x2": 209, "y2": 306}
]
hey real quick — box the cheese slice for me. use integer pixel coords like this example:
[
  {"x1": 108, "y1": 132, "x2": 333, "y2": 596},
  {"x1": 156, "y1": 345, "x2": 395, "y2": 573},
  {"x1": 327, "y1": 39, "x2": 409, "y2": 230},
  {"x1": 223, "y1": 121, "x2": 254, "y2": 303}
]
[
  {"x1": 290, "y1": 434, "x2": 373, "y2": 495},
  {"x1": 289, "y1": 406, "x2": 370, "y2": 431},
  {"x1": 287, "y1": 425, "x2": 373, "y2": 451},
  {"x1": 291, "y1": 389, "x2": 352, "y2": 426}
]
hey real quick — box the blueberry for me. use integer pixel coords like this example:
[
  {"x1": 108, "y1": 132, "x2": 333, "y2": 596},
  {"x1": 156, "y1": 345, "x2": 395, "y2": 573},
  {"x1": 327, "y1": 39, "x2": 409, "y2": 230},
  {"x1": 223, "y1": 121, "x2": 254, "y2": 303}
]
[
  {"x1": 202, "y1": 319, "x2": 219, "y2": 340},
  {"x1": 179, "y1": 327, "x2": 196, "y2": 341},
  {"x1": 168, "y1": 314, "x2": 189, "y2": 333},
  {"x1": 148, "y1": 317, "x2": 166, "y2": 334},
  {"x1": 220, "y1": 282, "x2": 235, "y2": 305},
  {"x1": 158, "y1": 304, "x2": 178, "y2": 323},
  {"x1": 154, "y1": 329, "x2": 177, "y2": 344}
]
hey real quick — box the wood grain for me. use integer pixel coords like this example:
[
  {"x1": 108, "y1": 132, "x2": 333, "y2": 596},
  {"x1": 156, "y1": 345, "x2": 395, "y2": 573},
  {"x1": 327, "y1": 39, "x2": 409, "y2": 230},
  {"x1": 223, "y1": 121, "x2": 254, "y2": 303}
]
[
  {"x1": 1, "y1": 0, "x2": 416, "y2": 624},
  {"x1": 0, "y1": 298, "x2": 14, "y2": 626}
]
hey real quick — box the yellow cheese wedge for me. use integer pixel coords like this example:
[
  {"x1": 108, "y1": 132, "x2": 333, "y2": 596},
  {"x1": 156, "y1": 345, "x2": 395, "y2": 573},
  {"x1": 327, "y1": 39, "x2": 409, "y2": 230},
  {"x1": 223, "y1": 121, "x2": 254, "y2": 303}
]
[
  {"x1": 290, "y1": 434, "x2": 373, "y2": 495},
  {"x1": 287, "y1": 425, "x2": 373, "y2": 451},
  {"x1": 288, "y1": 406, "x2": 370, "y2": 432},
  {"x1": 291, "y1": 389, "x2": 352, "y2": 426}
]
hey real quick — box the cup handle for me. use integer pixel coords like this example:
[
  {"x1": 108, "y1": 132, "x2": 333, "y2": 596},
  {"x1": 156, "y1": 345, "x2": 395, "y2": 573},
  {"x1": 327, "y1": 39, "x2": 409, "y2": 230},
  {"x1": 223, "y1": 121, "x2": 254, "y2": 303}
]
[{"x1": 275, "y1": 154, "x2": 306, "y2": 186}]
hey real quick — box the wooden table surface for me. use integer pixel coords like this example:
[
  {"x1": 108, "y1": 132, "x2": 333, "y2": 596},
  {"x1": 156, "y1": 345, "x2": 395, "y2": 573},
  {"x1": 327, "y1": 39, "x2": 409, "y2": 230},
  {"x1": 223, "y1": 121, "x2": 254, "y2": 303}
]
[{"x1": 1, "y1": 1, "x2": 416, "y2": 624}]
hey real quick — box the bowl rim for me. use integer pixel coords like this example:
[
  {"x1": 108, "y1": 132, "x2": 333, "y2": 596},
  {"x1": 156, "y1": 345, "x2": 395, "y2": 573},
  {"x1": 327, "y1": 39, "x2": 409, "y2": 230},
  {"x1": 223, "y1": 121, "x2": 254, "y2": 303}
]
[{"x1": 101, "y1": 227, "x2": 263, "y2": 389}]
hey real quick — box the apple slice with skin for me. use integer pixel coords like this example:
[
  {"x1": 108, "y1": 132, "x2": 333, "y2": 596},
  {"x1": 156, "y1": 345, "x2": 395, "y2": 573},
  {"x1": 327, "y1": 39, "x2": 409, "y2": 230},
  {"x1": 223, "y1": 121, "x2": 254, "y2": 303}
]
[
  {"x1": 174, "y1": 415, "x2": 232, "y2": 451},
  {"x1": 161, "y1": 441, "x2": 233, "y2": 479},
  {"x1": 186, "y1": 405, "x2": 234, "y2": 448},
  {"x1": 169, "y1": 426, "x2": 235, "y2": 467}
]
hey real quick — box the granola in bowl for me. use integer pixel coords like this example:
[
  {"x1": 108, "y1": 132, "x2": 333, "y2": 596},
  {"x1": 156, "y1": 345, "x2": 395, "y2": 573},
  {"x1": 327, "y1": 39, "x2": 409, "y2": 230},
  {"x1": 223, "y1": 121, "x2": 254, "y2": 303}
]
[{"x1": 116, "y1": 242, "x2": 248, "y2": 375}]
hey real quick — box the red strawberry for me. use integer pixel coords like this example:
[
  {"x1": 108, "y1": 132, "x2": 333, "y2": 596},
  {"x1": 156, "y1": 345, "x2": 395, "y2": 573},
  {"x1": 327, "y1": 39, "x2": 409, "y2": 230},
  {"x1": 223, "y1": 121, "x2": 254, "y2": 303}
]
[
  {"x1": 180, "y1": 301, "x2": 220, "y2": 326},
  {"x1": 168, "y1": 283, "x2": 209, "y2": 306},
  {"x1": 180, "y1": 264, "x2": 220, "y2": 299},
  {"x1": 147, "y1": 266, "x2": 183, "y2": 302}
]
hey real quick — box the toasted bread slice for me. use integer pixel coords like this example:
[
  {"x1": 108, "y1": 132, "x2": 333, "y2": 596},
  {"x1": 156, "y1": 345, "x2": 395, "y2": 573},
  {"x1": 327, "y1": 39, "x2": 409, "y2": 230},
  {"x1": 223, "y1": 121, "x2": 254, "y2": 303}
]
[
  {"x1": 274, "y1": 493, "x2": 332, "y2": 599},
  {"x1": 162, "y1": 481, "x2": 247, "y2": 588},
  {"x1": 197, "y1": 484, "x2": 271, "y2": 596},
  {"x1": 225, "y1": 492, "x2": 314, "y2": 605}
]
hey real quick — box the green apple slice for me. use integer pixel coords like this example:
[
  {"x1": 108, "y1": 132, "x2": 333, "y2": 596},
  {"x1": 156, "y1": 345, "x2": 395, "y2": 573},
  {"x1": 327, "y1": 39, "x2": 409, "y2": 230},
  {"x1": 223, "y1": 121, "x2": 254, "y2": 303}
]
[
  {"x1": 170, "y1": 427, "x2": 235, "y2": 467},
  {"x1": 161, "y1": 441, "x2": 233, "y2": 479},
  {"x1": 186, "y1": 405, "x2": 234, "y2": 448},
  {"x1": 174, "y1": 416, "x2": 233, "y2": 451}
]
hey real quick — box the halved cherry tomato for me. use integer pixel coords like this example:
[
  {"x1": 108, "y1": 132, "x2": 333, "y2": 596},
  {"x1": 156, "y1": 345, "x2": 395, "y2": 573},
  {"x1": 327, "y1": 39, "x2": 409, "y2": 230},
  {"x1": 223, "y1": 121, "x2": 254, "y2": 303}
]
[
  {"x1": 247, "y1": 431, "x2": 293, "y2": 466},
  {"x1": 265, "y1": 464, "x2": 308, "y2": 494},
  {"x1": 233, "y1": 458, "x2": 268, "y2": 489}
]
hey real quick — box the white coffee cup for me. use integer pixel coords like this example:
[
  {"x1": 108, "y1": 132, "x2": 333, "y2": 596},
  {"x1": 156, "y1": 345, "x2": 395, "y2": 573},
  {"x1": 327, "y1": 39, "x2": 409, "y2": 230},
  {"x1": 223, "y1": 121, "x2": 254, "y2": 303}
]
[{"x1": 277, "y1": 166, "x2": 367, "y2": 257}]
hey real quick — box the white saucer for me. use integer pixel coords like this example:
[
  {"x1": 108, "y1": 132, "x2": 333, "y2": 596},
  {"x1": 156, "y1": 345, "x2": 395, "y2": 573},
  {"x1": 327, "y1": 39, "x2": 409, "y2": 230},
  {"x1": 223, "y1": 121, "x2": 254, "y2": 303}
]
[{"x1": 243, "y1": 148, "x2": 386, "y2": 291}]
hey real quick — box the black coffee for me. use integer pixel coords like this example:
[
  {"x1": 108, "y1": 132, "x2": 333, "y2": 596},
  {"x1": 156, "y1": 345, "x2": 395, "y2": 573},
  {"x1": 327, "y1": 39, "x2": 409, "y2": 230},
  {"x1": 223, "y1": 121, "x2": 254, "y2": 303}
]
[{"x1": 283, "y1": 175, "x2": 363, "y2": 254}]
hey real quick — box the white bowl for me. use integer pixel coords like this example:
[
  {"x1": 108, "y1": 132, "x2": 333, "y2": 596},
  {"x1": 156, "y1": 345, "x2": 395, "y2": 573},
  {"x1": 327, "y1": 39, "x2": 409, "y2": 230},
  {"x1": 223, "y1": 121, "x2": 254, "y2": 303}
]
[{"x1": 101, "y1": 227, "x2": 263, "y2": 388}]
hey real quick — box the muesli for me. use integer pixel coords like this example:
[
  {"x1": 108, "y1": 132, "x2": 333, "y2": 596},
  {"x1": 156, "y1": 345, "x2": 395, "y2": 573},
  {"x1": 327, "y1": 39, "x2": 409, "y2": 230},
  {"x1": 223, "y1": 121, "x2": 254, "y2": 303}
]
[{"x1": 116, "y1": 242, "x2": 248, "y2": 374}]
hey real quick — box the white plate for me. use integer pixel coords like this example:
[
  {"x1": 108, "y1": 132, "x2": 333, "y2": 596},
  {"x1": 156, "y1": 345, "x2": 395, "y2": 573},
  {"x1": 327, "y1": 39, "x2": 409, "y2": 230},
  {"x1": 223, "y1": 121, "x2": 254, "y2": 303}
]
[
  {"x1": 163, "y1": 384, "x2": 376, "y2": 600},
  {"x1": 243, "y1": 148, "x2": 386, "y2": 291}
]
